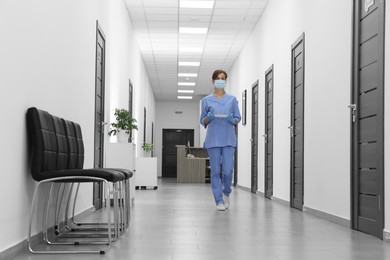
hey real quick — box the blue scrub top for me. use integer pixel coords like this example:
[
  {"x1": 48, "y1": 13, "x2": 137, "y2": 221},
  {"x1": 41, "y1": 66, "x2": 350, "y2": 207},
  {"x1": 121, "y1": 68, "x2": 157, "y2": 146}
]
[{"x1": 200, "y1": 93, "x2": 241, "y2": 149}]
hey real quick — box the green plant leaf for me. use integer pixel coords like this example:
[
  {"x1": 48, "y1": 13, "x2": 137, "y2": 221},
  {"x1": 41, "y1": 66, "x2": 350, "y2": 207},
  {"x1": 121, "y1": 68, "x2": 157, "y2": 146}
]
[{"x1": 108, "y1": 108, "x2": 138, "y2": 136}]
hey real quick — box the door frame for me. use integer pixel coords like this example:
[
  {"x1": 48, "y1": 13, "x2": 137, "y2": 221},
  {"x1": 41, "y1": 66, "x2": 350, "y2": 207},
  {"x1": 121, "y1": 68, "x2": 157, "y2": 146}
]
[
  {"x1": 93, "y1": 20, "x2": 106, "y2": 209},
  {"x1": 128, "y1": 79, "x2": 134, "y2": 142},
  {"x1": 251, "y1": 80, "x2": 259, "y2": 193},
  {"x1": 350, "y1": 0, "x2": 385, "y2": 238},
  {"x1": 290, "y1": 33, "x2": 305, "y2": 210},
  {"x1": 265, "y1": 64, "x2": 274, "y2": 199}
]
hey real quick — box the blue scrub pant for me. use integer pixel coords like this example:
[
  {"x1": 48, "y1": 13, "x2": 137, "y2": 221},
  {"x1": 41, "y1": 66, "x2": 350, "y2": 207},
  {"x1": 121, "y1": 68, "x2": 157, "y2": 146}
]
[{"x1": 207, "y1": 146, "x2": 235, "y2": 205}]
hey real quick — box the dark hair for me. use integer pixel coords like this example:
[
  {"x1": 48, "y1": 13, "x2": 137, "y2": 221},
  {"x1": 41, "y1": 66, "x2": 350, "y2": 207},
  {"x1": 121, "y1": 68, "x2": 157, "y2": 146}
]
[{"x1": 212, "y1": 70, "x2": 228, "y2": 80}]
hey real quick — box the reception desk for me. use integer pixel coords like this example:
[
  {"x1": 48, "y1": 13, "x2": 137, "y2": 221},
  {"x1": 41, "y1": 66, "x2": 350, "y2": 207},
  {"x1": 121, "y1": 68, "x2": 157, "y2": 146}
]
[{"x1": 176, "y1": 145, "x2": 209, "y2": 183}]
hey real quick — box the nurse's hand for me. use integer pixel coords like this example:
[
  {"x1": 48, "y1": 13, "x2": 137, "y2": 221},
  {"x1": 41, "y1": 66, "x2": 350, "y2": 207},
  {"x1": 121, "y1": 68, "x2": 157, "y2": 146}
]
[
  {"x1": 206, "y1": 112, "x2": 215, "y2": 122},
  {"x1": 226, "y1": 114, "x2": 236, "y2": 125}
]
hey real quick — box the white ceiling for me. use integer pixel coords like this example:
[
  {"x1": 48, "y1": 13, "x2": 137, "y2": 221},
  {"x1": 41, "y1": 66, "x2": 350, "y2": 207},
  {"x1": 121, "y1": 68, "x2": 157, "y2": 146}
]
[{"x1": 125, "y1": 0, "x2": 269, "y2": 101}]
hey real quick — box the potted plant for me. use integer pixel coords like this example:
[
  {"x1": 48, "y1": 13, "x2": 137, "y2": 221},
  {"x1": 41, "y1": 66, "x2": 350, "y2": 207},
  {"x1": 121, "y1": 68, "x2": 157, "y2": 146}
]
[
  {"x1": 108, "y1": 108, "x2": 138, "y2": 142},
  {"x1": 141, "y1": 143, "x2": 154, "y2": 153}
]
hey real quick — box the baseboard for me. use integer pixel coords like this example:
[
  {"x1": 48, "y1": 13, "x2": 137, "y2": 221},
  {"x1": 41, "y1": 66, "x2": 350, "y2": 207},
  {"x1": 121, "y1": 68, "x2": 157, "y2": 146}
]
[
  {"x1": 0, "y1": 206, "x2": 95, "y2": 260},
  {"x1": 384, "y1": 229, "x2": 390, "y2": 242},
  {"x1": 256, "y1": 190, "x2": 264, "y2": 196},
  {"x1": 236, "y1": 185, "x2": 351, "y2": 230},
  {"x1": 303, "y1": 205, "x2": 350, "y2": 228},
  {"x1": 236, "y1": 184, "x2": 251, "y2": 192},
  {"x1": 270, "y1": 196, "x2": 290, "y2": 206}
]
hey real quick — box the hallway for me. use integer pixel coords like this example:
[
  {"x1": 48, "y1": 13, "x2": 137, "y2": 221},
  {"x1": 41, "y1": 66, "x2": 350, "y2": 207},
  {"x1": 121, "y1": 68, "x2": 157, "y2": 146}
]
[{"x1": 13, "y1": 178, "x2": 390, "y2": 260}]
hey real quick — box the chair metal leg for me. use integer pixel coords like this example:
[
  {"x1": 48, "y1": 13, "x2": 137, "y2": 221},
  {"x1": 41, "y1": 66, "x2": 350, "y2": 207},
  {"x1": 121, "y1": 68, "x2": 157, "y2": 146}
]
[
  {"x1": 28, "y1": 177, "x2": 115, "y2": 254},
  {"x1": 47, "y1": 182, "x2": 122, "y2": 244}
]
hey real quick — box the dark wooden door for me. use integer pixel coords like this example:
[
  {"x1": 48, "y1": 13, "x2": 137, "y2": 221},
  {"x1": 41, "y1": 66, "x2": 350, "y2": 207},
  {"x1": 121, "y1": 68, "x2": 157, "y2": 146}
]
[
  {"x1": 290, "y1": 33, "x2": 305, "y2": 210},
  {"x1": 128, "y1": 79, "x2": 133, "y2": 142},
  {"x1": 251, "y1": 81, "x2": 259, "y2": 193},
  {"x1": 264, "y1": 65, "x2": 274, "y2": 199},
  {"x1": 151, "y1": 122, "x2": 154, "y2": 157},
  {"x1": 93, "y1": 21, "x2": 106, "y2": 209},
  {"x1": 351, "y1": 0, "x2": 384, "y2": 239},
  {"x1": 162, "y1": 129, "x2": 194, "y2": 178}
]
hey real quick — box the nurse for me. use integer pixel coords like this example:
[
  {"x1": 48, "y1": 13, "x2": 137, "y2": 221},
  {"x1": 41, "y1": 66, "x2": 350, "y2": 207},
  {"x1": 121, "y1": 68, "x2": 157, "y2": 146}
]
[{"x1": 200, "y1": 70, "x2": 241, "y2": 211}]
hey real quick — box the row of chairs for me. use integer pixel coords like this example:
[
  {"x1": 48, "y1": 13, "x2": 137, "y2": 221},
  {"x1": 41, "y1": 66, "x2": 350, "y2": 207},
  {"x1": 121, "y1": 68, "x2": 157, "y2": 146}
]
[{"x1": 26, "y1": 107, "x2": 133, "y2": 254}]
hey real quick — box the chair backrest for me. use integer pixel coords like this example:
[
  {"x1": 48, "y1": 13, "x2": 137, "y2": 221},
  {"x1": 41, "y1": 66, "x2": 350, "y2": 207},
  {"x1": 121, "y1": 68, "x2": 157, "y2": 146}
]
[
  {"x1": 62, "y1": 119, "x2": 84, "y2": 169},
  {"x1": 27, "y1": 107, "x2": 85, "y2": 181},
  {"x1": 52, "y1": 115, "x2": 69, "y2": 170}
]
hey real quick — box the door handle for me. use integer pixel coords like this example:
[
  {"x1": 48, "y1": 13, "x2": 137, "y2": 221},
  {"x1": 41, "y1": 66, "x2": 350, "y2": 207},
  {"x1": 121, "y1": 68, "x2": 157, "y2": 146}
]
[
  {"x1": 348, "y1": 104, "x2": 357, "y2": 123},
  {"x1": 262, "y1": 134, "x2": 267, "y2": 143},
  {"x1": 288, "y1": 126, "x2": 294, "y2": 137},
  {"x1": 100, "y1": 121, "x2": 107, "y2": 134}
]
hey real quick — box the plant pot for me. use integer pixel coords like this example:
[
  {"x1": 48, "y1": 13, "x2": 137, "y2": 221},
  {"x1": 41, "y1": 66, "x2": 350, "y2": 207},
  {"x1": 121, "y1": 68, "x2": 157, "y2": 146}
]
[{"x1": 116, "y1": 131, "x2": 129, "y2": 142}]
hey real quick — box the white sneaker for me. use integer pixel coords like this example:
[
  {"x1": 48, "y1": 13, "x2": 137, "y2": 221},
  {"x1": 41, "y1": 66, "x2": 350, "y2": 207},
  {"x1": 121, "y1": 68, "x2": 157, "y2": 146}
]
[
  {"x1": 223, "y1": 195, "x2": 230, "y2": 209},
  {"x1": 216, "y1": 204, "x2": 226, "y2": 211}
]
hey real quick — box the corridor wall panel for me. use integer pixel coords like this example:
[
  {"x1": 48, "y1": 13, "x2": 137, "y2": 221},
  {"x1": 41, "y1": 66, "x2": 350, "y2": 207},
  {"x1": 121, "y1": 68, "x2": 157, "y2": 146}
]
[
  {"x1": 228, "y1": 0, "x2": 353, "y2": 221},
  {"x1": 0, "y1": 0, "x2": 153, "y2": 252}
]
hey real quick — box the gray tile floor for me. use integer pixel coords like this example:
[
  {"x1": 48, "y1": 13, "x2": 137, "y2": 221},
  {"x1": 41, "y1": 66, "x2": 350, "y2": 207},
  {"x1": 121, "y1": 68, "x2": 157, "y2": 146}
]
[{"x1": 13, "y1": 178, "x2": 390, "y2": 259}]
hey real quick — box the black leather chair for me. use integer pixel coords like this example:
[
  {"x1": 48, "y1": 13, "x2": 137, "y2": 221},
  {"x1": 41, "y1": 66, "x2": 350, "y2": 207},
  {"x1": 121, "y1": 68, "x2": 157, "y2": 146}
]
[{"x1": 26, "y1": 107, "x2": 132, "y2": 254}]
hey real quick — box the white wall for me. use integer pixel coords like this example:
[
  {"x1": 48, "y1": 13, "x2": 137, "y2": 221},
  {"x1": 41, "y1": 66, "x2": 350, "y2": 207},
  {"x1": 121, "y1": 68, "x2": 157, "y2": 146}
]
[
  {"x1": 229, "y1": 0, "x2": 352, "y2": 221},
  {"x1": 104, "y1": 0, "x2": 155, "y2": 157},
  {"x1": 155, "y1": 101, "x2": 200, "y2": 177},
  {"x1": 0, "y1": 0, "x2": 154, "y2": 252}
]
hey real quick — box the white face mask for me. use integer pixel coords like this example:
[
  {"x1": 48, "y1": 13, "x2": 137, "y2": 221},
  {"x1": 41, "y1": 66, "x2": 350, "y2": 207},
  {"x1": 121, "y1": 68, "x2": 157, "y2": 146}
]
[{"x1": 214, "y1": 80, "x2": 226, "y2": 89}]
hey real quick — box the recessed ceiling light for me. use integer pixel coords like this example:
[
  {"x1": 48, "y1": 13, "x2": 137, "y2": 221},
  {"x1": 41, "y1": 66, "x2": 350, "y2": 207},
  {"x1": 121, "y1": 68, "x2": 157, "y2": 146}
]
[
  {"x1": 178, "y1": 73, "x2": 198, "y2": 77},
  {"x1": 180, "y1": 1, "x2": 214, "y2": 9},
  {"x1": 179, "y1": 47, "x2": 203, "y2": 53},
  {"x1": 178, "y1": 96, "x2": 193, "y2": 99},
  {"x1": 179, "y1": 61, "x2": 200, "y2": 67},
  {"x1": 178, "y1": 82, "x2": 196, "y2": 86},
  {"x1": 178, "y1": 90, "x2": 195, "y2": 94},
  {"x1": 179, "y1": 27, "x2": 208, "y2": 34}
]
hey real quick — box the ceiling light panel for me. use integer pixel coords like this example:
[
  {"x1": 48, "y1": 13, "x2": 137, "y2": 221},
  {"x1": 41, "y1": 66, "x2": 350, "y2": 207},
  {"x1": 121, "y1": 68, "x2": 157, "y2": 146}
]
[
  {"x1": 178, "y1": 90, "x2": 195, "y2": 93},
  {"x1": 180, "y1": 1, "x2": 214, "y2": 9},
  {"x1": 179, "y1": 62, "x2": 200, "y2": 66},
  {"x1": 177, "y1": 96, "x2": 193, "y2": 99},
  {"x1": 178, "y1": 82, "x2": 196, "y2": 86},
  {"x1": 178, "y1": 73, "x2": 198, "y2": 77},
  {"x1": 179, "y1": 27, "x2": 208, "y2": 34},
  {"x1": 179, "y1": 47, "x2": 204, "y2": 53},
  {"x1": 180, "y1": 8, "x2": 213, "y2": 16}
]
